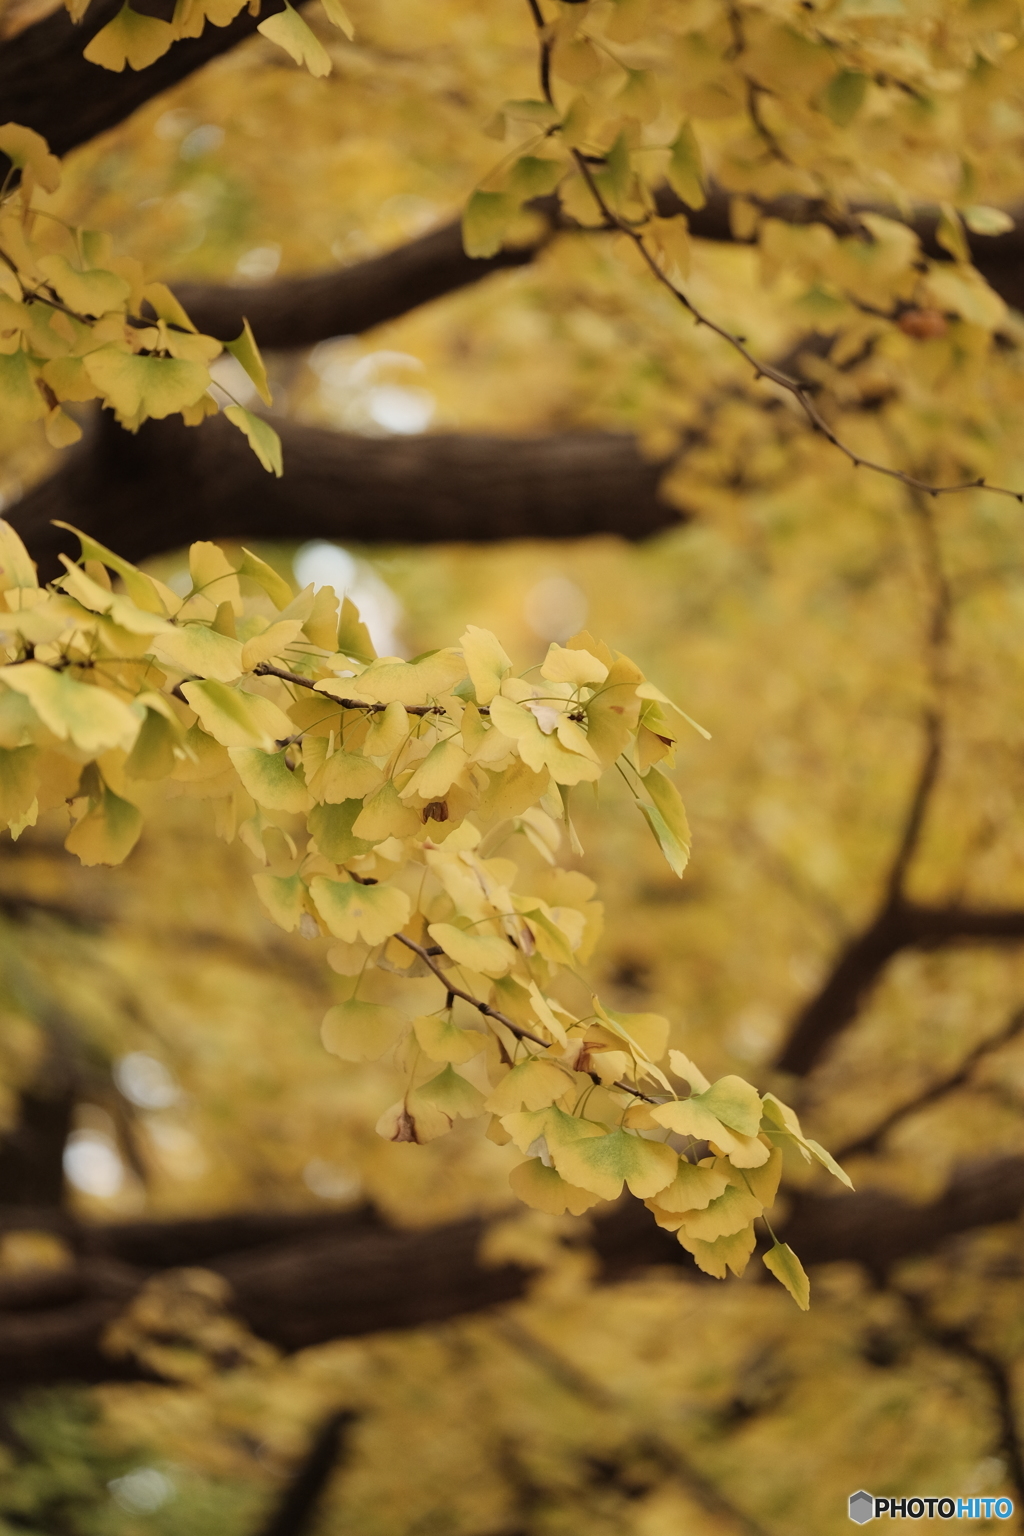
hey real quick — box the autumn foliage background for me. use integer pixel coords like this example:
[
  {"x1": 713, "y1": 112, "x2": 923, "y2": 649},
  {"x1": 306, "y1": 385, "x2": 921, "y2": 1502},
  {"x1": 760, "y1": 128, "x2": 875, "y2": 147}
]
[{"x1": 4, "y1": 0, "x2": 1024, "y2": 1531}]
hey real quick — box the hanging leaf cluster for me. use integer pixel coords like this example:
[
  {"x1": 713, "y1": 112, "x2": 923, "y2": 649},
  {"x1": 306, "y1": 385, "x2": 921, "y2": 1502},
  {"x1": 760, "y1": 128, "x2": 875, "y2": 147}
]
[
  {"x1": 0, "y1": 125, "x2": 280, "y2": 471},
  {"x1": 0, "y1": 518, "x2": 849, "y2": 1306}
]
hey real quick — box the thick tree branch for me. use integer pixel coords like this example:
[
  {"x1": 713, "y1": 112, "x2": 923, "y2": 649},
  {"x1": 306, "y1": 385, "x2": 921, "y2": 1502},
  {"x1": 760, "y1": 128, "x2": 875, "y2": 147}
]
[
  {"x1": 0, "y1": 0, "x2": 270, "y2": 178},
  {"x1": 178, "y1": 219, "x2": 550, "y2": 347},
  {"x1": 7, "y1": 410, "x2": 680, "y2": 579},
  {"x1": 177, "y1": 189, "x2": 1024, "y2": 356},
  {"x1": 3, "y1": 1151, "x2": 1024, "y2": 1388}
]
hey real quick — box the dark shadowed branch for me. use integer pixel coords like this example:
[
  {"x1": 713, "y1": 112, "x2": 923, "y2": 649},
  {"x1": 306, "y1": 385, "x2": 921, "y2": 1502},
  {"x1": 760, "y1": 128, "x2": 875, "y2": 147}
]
[
  {"x1": 892, "y1": 1284, "x2": 1024, "y2": 1508},
  {"x1": 7, "y1": 410, "x2": 681, "y2": 578},
  {"x1": 4, "y1": 1152, "x2": 1024, "y2": 1388},
  {"x1": 0, "y1": 0, "x2": 270, "y2": 177},
  {"x1": 256, "y1": 1409, "x2": 357, "y2": 1536},
  {"x1": 835, "y1": 1004, "x2": 1024, "y2": 1161}
]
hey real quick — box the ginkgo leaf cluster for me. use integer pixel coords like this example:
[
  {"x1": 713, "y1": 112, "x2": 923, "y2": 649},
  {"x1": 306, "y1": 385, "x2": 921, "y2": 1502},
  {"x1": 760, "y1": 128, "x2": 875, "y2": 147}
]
[
  {"x1": 0, "y1": 125, "x2": 280, "y2": 469},
  {"x1": 0, "y1": 516, "x2": 849, "y2": 1303}
]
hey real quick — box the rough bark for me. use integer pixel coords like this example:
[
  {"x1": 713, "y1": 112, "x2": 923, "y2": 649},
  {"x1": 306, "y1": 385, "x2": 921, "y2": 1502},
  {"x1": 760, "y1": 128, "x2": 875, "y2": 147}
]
[
  {"x1": 776, "y1": 898, "x2": 1024, "y2": 1077},
  {"x1": 0, "y1": 0, "x2": 270, "y2": 178},
  {"x1": 3, "y1": 1153, "x2": 1024, "y2": 1388},
  {"x1": 8, "y1": 410, "x2": 679, "y2": 578}
]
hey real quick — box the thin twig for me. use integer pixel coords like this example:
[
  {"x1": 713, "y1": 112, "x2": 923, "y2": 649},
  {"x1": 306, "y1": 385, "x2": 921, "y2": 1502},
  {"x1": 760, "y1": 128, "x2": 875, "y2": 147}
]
[
  {"x1": 892, "y1": 1285, "x2": 1024, "y2": 1508},
  {"x1": 394, "y1": 933, "x2": 658, "y2": 1102},
  {"x1": 520, "y1": 0, "x2": 1024, "y2": 505},
  {"x1": 836, "y1": 1004, "x2": 1024, "y2": 1160}
]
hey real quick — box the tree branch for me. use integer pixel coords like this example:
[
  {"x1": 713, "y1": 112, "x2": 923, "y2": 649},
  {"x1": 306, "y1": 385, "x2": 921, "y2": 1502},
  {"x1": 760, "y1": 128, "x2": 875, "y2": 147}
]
[
  {"x1": 835, "y1": 1004, "x2": 1024, "y2": 1161},
  {"x1": 4, "y1": 1150, "x2": 1024, "y2": 1388},
  {"x1": 178, "y1": 218, "x2": 551, "y2": 347},
  {"x1": 776, "y1": 898, "x2": 1024, "y2": 1076},
  {"x1": 7, "y1": 410, "x2": 680, "y2": 579},
  {"x1": 174, "y1": 187, "x2": 1024, "y2": 359},
  {"x1": 891, "y1": 1283, "x2": 1024, "y2": 1508}
]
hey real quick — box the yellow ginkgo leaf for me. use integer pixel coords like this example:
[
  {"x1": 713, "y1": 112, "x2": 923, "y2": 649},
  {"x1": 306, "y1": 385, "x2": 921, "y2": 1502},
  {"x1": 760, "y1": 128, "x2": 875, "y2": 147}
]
[
  {"x1": 0, "y1": 124, "x2": 60, "y2": 192},
  {"x1": 225, "y1": 320, "x2": 272, "y2": 407},
  {"x1": 427, "y1": 921, "x2": 515, "y2": 977},
  {"x1": 223, "y1": 406, "x2": 284, "y2": 475},
  {"x1": 257, "y1": 2, "x2": 332, "y2": 76},
  {"x1": 83, "y1": 4, "x2": 175, "y2": 71},
  {"x1": 321, "y1": 999, "x2": 406, "y2": 1062}
]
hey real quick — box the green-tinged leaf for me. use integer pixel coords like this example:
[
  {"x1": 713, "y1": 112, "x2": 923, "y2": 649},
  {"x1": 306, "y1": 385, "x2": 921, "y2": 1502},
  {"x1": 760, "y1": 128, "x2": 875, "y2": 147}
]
[
  {"x1": 0, "y1": 124, "x2": 60, "y2": 192},
  {"x1": 36, "y1": 255, "x2": 130, "y2": 317},
  {"x1": 54, "y1": 524, "x2": 175, "y2": 614},
  {"x1": 417, "y1": 1063, "x2": 486, "y2": 1120},
  {"x1": 65, "y1": 782, "x2": 142, "y2": 866},
  {"x1": 57, "y1": 559, "x2": 172, "y2": 635},
  {"x1": 307, "y1": 799, "x2": 374, "y2": 861},
  {"x1": 1, "y1": 664, "x2": 140, "y2": 754},
  {"x1": 253, "y1": 872, "x2": 306, "y2": 932},
  {"x1": 225, "y1": 319, "x2": 272, "y2": 406},
  {"x1": 698, "y1": 1075, "x2": 763, "y2": 1136},
  {"x1": 760, "y1": 1093, "x2": 853, "y2": 1188},
  {"x1": 344, "y1": 650, "x2": 465, "y2": 707},
  {"x1": 509, "y1": 1158, "x2": 604, "y2": 1216},
  {"x1": 257, "y1": 1, "x2": 331, "y2": 75},
  {"x1": 84, "y1": 348, "x2": 208, "y2": 419},
  {"x1": 763, "y1": 1241, "x2": 810, "y2": 1309},
  {"x1": 228, "y1": 746, "x2": 309, "y2": 813},
  {"x1": 429, "y1": 921, "x2": 515, "y2": 977},
  {"x1": 0, "y1": 352, "x2": 46, "y2": 424},
  {"x1": 552, "y1": 1127, "x2": 678, "y2": 1202},
  {"x1": 962, "y1": 205, "x2": 1015, "y2": 237},
  {"x1": 413, "y1": 1013, "x2": 486, "y2": 1064},
  {"x1": 321, "y1": 999, "x2": 406, "y2": 1061},
  {"x1": 667, "y1": 120, "x2": 705, "y2": 209},
  {"x1": 179, "y1": 680, "x2": 294, "y2": 750},
  {"x1": 309, "y1": 876, "x2": 411, "y2": 944},
  {"x1": 152, "y1": 624, "x2": 244, "y2": 682},
  {"x1": 0, "y1": 744, "x2": 37, "y2": 826},
  {"x1": 0, "y1": 519, "x2": 38, "y2": 591},
  {"x1": 652, "y1": 1094, "x2": 770, "y2": 1169},
  {"x1": 460, "y1": 625, "x2": 511, "y2": 705},
  {"x1": 224, "y1": 406, "x2": 284, "y2": 475},
  {"x1": 237, "y1": 548, "x2": 294, "y2": 610},
  {"x1": 639, "y1": 767, "x2": 690, "y2": 876},
  {"x1": 462, "y1": 191, "x2": 516, "y2": 259},
  {"x1": 123, "y1": 707, "x2": 178, "y2": 780},
  {"x1": 508, "y1": 155, "x2": 565, "y2": 201},
  {"x1": 936, "y1": 203, "x2": 971, "y2": 264},
  {"x1": 820, "y1": 69, "x2": 868, "y2": 126}
]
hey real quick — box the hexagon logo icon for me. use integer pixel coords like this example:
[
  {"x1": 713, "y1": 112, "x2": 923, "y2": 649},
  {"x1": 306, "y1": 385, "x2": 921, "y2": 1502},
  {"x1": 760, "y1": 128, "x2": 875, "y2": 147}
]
[{"x1": 848, "y1": 1490, "x2": 874, "y2": 1524}]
